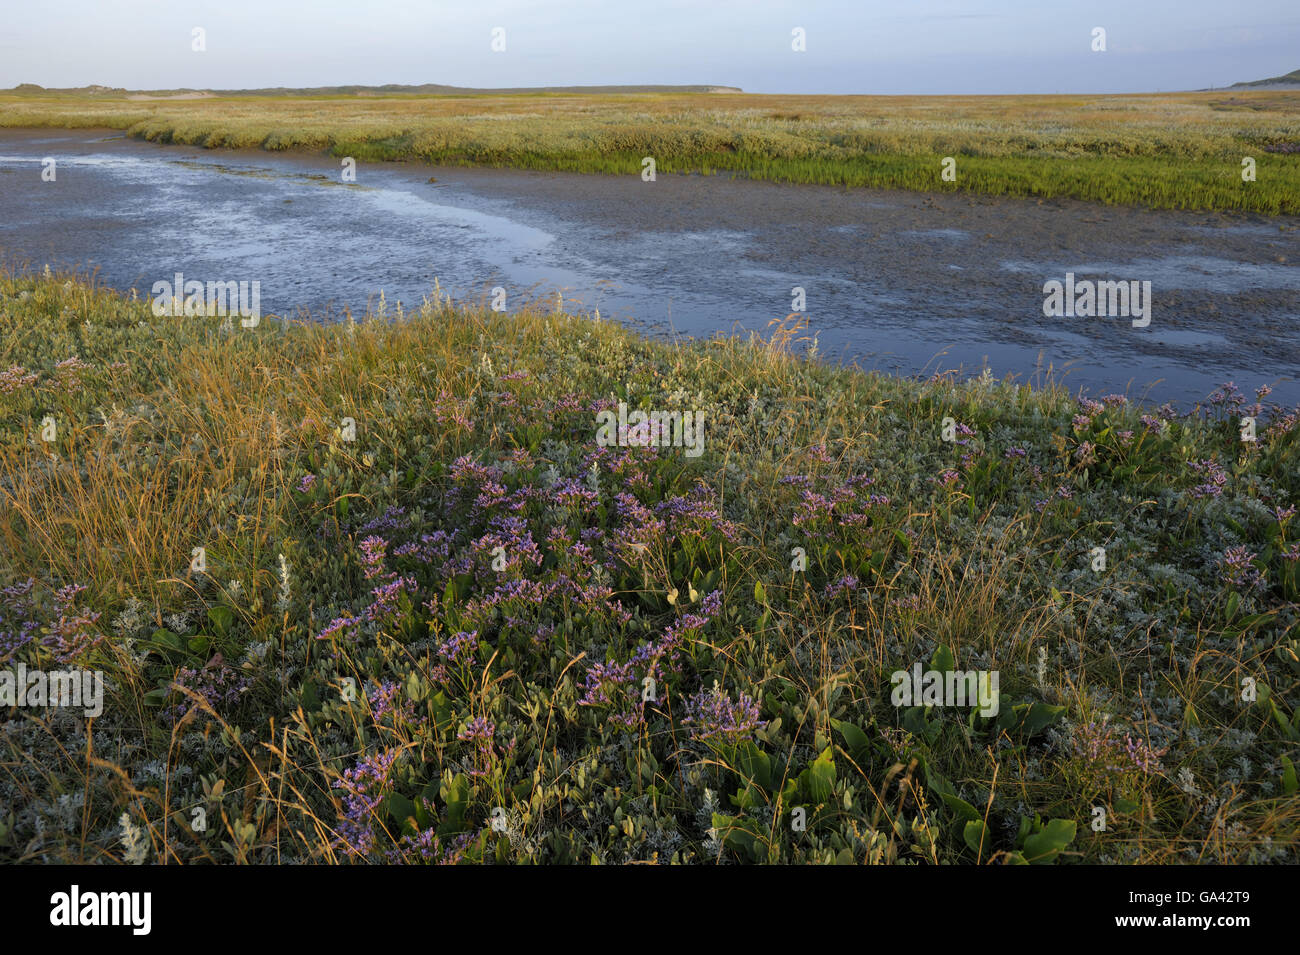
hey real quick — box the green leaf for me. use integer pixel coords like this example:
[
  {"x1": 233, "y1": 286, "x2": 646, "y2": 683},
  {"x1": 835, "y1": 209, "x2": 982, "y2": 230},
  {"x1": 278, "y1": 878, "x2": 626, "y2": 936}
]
[
  {"x1": 753, "y1": 580, "x2": 767, "y2": 606},
  {"x1": 1281, "y1": 755, "x2": 1298, "y2": 795},
  {"x1": 207, "y1": 605, "x2": 234, "y2": 637},
  {"x1": 150, "y1": 628, "x2": 183, "y2": 651},
  {"x1": 997, "y1": 701, "x2": 1065, "y2": 737},
  {"x1": 731, "y1": 742, "x2": 772, "y2": 792},
  {"x1": 800, "y1": 747, "x2": 836, "y2": 803},
  {"x1": 930, "y1": 644, "x2": 956, "y2": 674},
  {"x1": 922, "y1": 758, "x2": 956, "y2": 799},
  {"x1": 712, "y1": 813, "x2": 760, "y2": 857},
  {"x1": 1020, "y1": 702, "x2": 1066, "y2": 736},
  {"x1": 942, "y1": 793, "x2": 981, "y2": 824},
  {"x1": 1022, "y1": 818, "x2": 1076, "y2": 864},
  {"x1": 834, "y1": 720, "x2": 872, "y2": 765},
  {"x1": 386, "y1": 794, "x2": 418, "y2": 834},
  {"x1": 902, "y1": 706, "x2": 939, "y2": 745},
  {"x1": 729, "y1": 783, "x2": 763, "y2": 811},
  {"x1": 187, "y1": 634, "x2": 211, "y2": 654},
  {"x1": 438, "y1": 773, "x2": 469, "y2": 834},
  {"x1": 963, "y1": 819, "x2": 989, "y2": 854}
]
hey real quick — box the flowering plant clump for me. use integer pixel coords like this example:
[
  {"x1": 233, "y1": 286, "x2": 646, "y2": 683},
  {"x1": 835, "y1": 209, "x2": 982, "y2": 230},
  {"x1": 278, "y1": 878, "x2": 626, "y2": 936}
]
[{"x1": 683, "y1": 684, "x2": 766, "y2": 744}]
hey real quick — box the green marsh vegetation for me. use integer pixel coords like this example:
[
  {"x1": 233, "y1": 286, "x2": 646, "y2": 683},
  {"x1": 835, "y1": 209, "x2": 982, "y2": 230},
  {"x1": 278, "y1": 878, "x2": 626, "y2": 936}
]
[
  {"x1": 2, "y1": 87, "x2": 1299, "y2": 212},
  {"x1": 1, "y1": 274, "x2": 1297, "y2": 863}
]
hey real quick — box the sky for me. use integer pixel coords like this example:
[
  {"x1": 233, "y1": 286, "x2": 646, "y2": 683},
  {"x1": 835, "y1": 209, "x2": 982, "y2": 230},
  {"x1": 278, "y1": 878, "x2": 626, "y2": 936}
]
[{"x1": 2, "y1": 0, "x2": 1298, "y2": 95}]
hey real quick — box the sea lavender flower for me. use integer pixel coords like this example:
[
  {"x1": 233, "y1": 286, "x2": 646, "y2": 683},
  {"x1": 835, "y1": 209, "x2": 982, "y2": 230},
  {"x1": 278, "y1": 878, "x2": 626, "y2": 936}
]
[
  {"x1": 656, "y1": 484, "x2": 741, "y2": 542},
  {"x1": 316, "y1": 612, "x2": 360, "y2": 642},
  {"x1": 432, "y1": 389, "x2": 473, "y2": 430},
  {"x1": 358, "y1": 536, "x2": 389, "y2": 580},
  {"x1": 332, "y1": 748, "x2": 400, "y2": 857},
  {"x1": 44, "y1": 583, "x2": 103, "y2": 663},
  {"x1": 386, "y1": 828, "x2": 476, "y2": 865},
  {"x1": 1220, "y1": 546, "x2": 1266, "y2": 593},
  {"x1": 296, "y1": 473, "x2": 317, "y2": 493},
  {"x1": 162, "y1": 661, "x2": 251, "y2": 724},
  {"x1": 438, "y1": 630, "x2": 480, "y2": 664},
  {"x1": 683, "y1": 684, "x2": 766, "y2": 743},
  {"x1": 1208, "y1": 381, "x2": 1245, "y2": 412},
  {"x1": 1188, "y1": 459, "x2": 1228, "y2": 500},
  {"x1": 1123, "y1": 734, "x2": 1167, "y2": 774},
  {"x1": 358, "y1": 506, "x2": 407, "y2": 535},
  {"x1": 365, "y1": 575, "x2": 415, "y2": 623},
  {"x1": 577, "y1": 660, "x2": 643, "y2": 727},
  {"x1": 936, "y1": 469, "x2": 962, "y2": 489},
  {"x1": 792, "y1": 490, "x2": 836, "y2": 527},
  {"x1": 1071, "y1": 721, "x2": 1166, "y2": 775},
  {"x1": 824, "y1": 575, "x2": 859, "y2": 599},
  {"x1": 0, "y1": 365, "x2": 39, "y2": 394},
  {"x1": 367, "y1": 680, "x2": 416, "y2": 723},
  {"x1": 458, "y1": 717, "x2": 497, "y2": 777},
  {"x1": 654, "y1": 590, "x2": 722, "y2": 666},
  {"x1": 0, "y1": 577, "x2": 39, "y2": 661}
]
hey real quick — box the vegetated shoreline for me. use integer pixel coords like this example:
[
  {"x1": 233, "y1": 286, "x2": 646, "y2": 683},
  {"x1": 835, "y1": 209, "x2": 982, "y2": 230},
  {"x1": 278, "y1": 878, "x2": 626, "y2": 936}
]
[
  {"x1": 2, "y1": 87, "x2": 1298, "y2": 214},
  {"x1": 1, "y1": 269, "x2": 1297, "y2": 865}
]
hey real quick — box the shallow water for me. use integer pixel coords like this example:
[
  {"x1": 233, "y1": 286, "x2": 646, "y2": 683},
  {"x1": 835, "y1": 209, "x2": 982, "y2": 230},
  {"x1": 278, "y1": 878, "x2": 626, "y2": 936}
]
[{"x1": 2, "y1": 129, "x2": 1298, "y2": 407}]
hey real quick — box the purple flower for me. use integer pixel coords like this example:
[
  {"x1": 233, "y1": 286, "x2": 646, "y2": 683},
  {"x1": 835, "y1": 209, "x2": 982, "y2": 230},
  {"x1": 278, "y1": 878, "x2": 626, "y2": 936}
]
[
  {"x1": 683, "y1": 685, "x2": 766, "y2": 743},
  {"x1": 1188, "y1": 459, "x2": 1228, "y2": 500},
  {"x1": 438, "y1": 630, "x2": 480, "y2": 664},
  {"x1": 332, "y1": 748, "x2": 400, "y2": 857},
  {"x1": 161, "y1": 661, "x2": 251, "y2": 724},
  {"x1": 935, "y1": 469, "x2": 962, "y2": 489},
  {"x1": 358, "y1": 535, "x2": 389, "y2": 580},
  {"x1": 824, "y1": 575, "x2": 859, "y2": 599},
  {"x1": 386, "y1": 828, "x2": 476, "y2": 865},
  {"x1": 458, "y1": 716, "x2": 499, "y2": 777},
  {"x1": 1220, "y1": 545, "x2": 1265, "y2": 593}
]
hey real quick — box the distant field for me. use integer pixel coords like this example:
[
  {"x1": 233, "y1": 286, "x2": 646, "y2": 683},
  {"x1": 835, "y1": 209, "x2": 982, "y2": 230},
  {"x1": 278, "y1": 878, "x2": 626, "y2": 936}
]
[{"x1": 2, "y1": 88, "x2": 1299, "y2": 213}]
